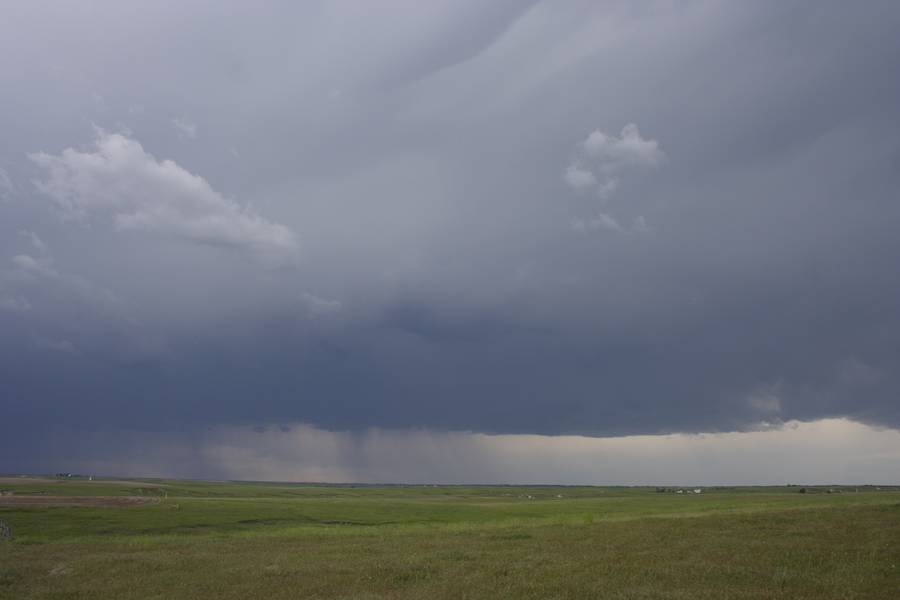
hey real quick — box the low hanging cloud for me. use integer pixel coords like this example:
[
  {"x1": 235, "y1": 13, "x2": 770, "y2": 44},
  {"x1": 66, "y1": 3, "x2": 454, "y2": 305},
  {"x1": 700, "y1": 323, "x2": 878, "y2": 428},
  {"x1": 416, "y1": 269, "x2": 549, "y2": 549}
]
[
  {"x1": 564, "y1": 123, "x2": 665, "y2": 232},
  {"x1": 583, "y1": 124, "x2": 665, "y2": 174},
  {"x1": 28, "y1": 132, "x2": 297, "y2": 263},
  {"x1": 565, "y1": 123, "x2": 664, "y2": 198},
  {"x1": 15, "y1": 419, "x2": 900, "y2": 485},
  {"x1": 562, "y1": 163, "x2": 598, "y2": 191}
]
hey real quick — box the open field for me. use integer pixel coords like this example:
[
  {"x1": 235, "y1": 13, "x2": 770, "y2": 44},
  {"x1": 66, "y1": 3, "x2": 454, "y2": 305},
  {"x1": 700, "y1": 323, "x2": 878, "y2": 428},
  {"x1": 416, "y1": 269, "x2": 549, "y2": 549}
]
[
  {"x1": 0, "y1": 496, "x2": 157, "y2": 508},
  {"x1": 0, "y1": 477, "x2": 898, "y2": 599}
]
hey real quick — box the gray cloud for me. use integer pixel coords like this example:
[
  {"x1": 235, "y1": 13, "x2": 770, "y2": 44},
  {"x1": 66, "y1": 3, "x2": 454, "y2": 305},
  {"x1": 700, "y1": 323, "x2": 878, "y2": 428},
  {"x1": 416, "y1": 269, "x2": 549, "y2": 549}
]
[
  {"x1": 6, "y1": 419, "x2": 899, "y2": 485},
  {"x1": 0, "y1": 295, "x2": 30, "y2": 313},
  {"x1": 563, "y1": 163, "x2": 597, "y2": 192},
  {"x1": 1, "y1": 1, "x2": 900, "y2": 480},
  {"x1": 33, "y1": 336, "x2": 78, "y2": 354},
  {"x1": 0, "y1": 167, "x2": 14, "y2": 201},
  {"x1": 18, "y1": 230, "x2": 49, "y2": 254},
  {"x1": 171, "y1": 117, "x2": 198, "y2": 141}
]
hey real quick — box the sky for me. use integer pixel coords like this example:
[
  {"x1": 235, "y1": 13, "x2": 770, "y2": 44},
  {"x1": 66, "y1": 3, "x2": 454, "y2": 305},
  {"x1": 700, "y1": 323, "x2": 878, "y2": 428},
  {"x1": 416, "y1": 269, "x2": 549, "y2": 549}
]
[{"x1": 2, "y1": 0, "x2": 900, "y2": 483}]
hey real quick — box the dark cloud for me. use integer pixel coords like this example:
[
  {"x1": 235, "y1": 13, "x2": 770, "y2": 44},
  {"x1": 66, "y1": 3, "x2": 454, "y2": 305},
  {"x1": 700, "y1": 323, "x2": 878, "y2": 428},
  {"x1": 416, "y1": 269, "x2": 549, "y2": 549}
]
[
  {"x1": 6, "y1": 420, "x2": 900, "y2": 485},
  {"x1": 2, "y1": 1, "x2": 900, "y2": 476}
]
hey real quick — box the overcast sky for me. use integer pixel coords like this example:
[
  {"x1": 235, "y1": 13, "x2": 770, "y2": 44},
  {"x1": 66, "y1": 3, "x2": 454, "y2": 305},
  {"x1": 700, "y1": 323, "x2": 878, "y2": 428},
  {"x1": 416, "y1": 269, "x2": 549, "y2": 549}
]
[{"x1": 2, "y1": 1, "x2": 900, "y2": 483}]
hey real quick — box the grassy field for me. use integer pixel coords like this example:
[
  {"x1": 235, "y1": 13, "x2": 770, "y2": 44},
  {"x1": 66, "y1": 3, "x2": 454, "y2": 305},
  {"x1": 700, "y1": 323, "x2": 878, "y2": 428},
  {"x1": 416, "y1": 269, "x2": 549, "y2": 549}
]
[{"x1": 0, "y1": 477, "x2": 898, "y2": 599}]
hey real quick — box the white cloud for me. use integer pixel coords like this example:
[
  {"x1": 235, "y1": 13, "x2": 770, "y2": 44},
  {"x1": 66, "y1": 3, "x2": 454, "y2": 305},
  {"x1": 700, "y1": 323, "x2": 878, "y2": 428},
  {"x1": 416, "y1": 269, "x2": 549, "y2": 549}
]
[
  {"x1": 172, "y1": 117, "x2": 198, "y2": 140},
  {"x1": 562, "y1": 163, "x2": 597, "y2": 191},
  {"x1": 583, "y1": 123, "x2": 665, "y2": 172},
  {"x1": 564, "y1": 123, "x2": 665, "y2": 231},
  {"x1": 29, "y1": 132, "x2": 298, "y2": 263},
  {"x1": 565, "y1": 123, "x2": 665, "y2": 198}
]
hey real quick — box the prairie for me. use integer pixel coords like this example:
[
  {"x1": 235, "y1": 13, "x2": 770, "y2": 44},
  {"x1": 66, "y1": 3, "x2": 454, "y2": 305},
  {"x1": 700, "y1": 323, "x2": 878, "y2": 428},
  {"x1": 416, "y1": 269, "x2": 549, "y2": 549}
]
[{"x1": 0, "y1": 477, "x2": 898, "y2": 599}]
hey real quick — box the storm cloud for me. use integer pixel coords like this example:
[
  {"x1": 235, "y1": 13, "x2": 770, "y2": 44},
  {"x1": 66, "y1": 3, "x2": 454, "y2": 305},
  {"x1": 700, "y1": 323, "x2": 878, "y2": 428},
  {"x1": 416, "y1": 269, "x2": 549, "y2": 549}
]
[
  {"x1": 2, "y1": 1, "x2": 900, "y2": 479},
  {"x1": 10, "y1": 419, "x2": 900, "y2": 486}
]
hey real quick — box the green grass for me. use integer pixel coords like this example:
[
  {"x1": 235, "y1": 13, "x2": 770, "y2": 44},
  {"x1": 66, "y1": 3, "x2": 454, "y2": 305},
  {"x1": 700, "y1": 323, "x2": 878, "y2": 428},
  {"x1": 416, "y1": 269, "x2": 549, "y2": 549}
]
[{"x1": 1, "y1": 477, "x2": 898, "y2": 598}]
